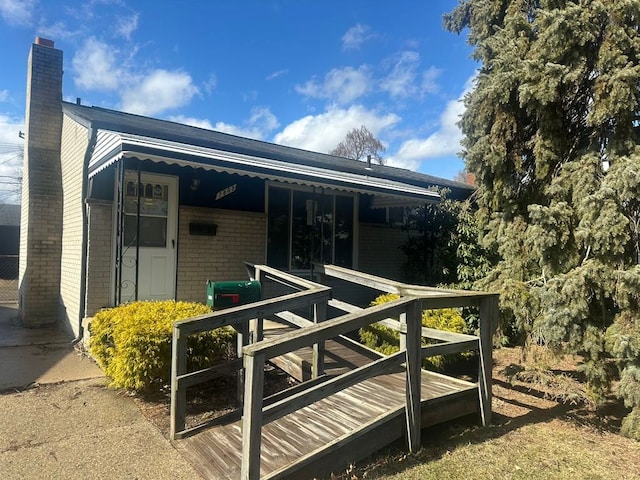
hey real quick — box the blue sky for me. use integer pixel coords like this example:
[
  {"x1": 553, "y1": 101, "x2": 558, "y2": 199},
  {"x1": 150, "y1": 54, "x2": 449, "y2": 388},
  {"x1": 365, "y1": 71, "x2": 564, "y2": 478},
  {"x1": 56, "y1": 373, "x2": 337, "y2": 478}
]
[{"x1": 0, "y1": 0, "x2": 476, "y2": 203}]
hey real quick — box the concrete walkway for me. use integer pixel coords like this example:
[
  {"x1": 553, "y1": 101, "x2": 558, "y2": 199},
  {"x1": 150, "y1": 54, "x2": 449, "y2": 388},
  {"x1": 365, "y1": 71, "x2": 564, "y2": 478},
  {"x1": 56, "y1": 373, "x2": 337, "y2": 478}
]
[
  {"x1": 0, "y1": 304, "x2": 102, "y2": 391},
  {"x1": 0, "y1": 303, "x2": 202, "y2": 479}
]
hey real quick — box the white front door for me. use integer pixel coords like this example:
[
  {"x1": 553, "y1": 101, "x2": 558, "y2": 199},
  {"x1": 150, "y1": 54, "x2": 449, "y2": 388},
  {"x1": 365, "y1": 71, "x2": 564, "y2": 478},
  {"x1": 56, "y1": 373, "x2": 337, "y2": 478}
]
[{"x1": 118, "y1": 171, "x2": 178, "y2": 302}]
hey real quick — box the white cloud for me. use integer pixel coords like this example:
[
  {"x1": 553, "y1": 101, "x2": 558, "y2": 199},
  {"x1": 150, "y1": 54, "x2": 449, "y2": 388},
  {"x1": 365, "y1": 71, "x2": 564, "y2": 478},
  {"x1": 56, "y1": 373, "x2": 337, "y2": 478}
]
[
  {"x1": 386, "y1": 75, "x2": 476, "y2": 170},
  {"x1": 266, "y1": 69, "x2": 288, "y2": 81},
  {"x1": 342, "y1": 24, "x2": 374, "y2": 50},
  {"x1": 121, "y1": 70, "x2": 199, "y2": 116},
  {"x1": 296, "y1": 66, "x2": 371, "y2": 104},
  {"x1": 204, "y1": 73, "x2": 217, "y2": 94},
  {"x1": 421, "y1": 66, "x2": 441, "y2": 95},
  {"x1": 273, "y1": 105, "x2": 400, "y2": 153},
  {"x1": 248, "y1": 106, "x2": 280, "y2": 132},
  {"x1": 0, "y1": 90, "x2": 8, "y2": 102},
  {"x1": 72, "y1": 37, "x2": 202, "y2": 117},
  {"x1": 116, "y1": 13, "x2": 138, "y2": 40},
  {"x1": 38, "y1": 21, "x2": 78, "y2": 40},
  {"x1": 213, "y1": 107, "x2": 279, "y2": 140},
  {"x1": 380, "y1": 51, "x2": 441, "y2": 99},
  {"x1": 72, "y1": 37, "x2": 121, "y2": 91},
  {"x1": 0, "y1": 0, "x2": 35, "y2": 26}
]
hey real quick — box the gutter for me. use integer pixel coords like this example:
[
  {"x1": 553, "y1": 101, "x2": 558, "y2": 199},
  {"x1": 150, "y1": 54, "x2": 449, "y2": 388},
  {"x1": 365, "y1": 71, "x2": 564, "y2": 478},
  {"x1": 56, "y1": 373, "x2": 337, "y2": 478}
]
[{"x1": 72, "y1": 125, "x2": 97, "y2": 346}]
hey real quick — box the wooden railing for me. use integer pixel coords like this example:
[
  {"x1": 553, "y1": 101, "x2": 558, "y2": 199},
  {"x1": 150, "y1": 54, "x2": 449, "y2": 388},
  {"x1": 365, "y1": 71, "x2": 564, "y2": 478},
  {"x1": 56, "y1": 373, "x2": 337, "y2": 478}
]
[
  {"x1": 170, "y1": 267, "x2": 331, "y2": 440},
  {"x1": 170, "y1": 264, "x2": 498, "y2": 480},
  {"x1": 240, "y1": 296, "x2": 423, "y2": 479},
  {"x1": 315, "y1": 264, "x2": 498, "y2": 427}
]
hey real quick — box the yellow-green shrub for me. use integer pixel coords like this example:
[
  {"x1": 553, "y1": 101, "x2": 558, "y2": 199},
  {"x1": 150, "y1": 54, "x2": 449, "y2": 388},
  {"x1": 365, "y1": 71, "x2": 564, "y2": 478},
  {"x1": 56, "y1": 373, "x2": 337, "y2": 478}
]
[
  {"x1": 359, "y1": 293, "x2": 471, "y2": 370},
  {"x1": 89, "y1": 300, "x2": 236, "y2": 391}
]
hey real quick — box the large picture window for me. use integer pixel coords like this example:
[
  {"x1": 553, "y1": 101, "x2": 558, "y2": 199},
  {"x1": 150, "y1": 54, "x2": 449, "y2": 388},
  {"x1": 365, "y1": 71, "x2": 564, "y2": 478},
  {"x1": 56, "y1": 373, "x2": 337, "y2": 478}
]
[{"x1": 267, "y1": 185, "x2": 355, "y2": 270}]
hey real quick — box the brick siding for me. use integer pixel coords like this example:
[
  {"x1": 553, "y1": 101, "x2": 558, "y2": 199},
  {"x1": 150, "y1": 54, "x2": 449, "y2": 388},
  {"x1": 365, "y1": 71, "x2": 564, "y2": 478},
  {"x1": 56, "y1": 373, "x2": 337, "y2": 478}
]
[
  {"x1": 84, "y1": 200, "x2": 113, "y2": 317},
  {"x1": 58, "y1": 116, "x2": 89, "y2": 336},
  {"x1": 19, "y1": 42, "x2": 64, "y2": 327},
  {"x1": 176, "y1": 206, "x2": 266, "y2": 303},
  {"x1": 358, "y1": 223, "x2": 409, "y2": 281}
]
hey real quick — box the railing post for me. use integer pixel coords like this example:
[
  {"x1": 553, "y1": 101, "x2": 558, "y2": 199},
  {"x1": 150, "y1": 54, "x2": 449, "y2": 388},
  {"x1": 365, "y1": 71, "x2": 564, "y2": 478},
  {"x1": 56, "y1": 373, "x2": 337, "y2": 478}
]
[
  {"x1": 241, "y1": 352, "x2": 265, "y2": 480},
  {"x1": 478, "y1": 295, "x2": 498, "y2": 426},
  {"x1": 405, "y1": 299, "x2": 422, "y2": 453},
  {"x1": 312, "y1": 300, "x2": 327, "y2": 378},
  {"x1": 170, "y1": 326, "x2": 187, "y2": 440},
  {"x1": 237, "y1": 320, "x2": 250, "y2": 405},
  {"x1": 255, "y1": 267, "x2": 264, "y2": 343},
  {"x1": 399, "y1": 310, "x2": 407, "y2": 352}
]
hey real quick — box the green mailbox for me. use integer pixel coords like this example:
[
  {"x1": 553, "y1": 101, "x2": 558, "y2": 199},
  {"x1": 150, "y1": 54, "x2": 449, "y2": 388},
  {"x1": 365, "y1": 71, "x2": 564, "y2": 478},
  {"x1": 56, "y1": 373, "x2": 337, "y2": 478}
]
[{"x1": 206, "y1": 280, "x2": 261, "y2": 309}]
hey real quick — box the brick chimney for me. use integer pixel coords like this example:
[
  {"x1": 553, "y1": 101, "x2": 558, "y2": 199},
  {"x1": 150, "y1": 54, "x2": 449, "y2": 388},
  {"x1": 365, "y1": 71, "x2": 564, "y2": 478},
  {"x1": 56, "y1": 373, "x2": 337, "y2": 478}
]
[{"x1": 19, "y1": 38, "x2": 64, "y2": 327}]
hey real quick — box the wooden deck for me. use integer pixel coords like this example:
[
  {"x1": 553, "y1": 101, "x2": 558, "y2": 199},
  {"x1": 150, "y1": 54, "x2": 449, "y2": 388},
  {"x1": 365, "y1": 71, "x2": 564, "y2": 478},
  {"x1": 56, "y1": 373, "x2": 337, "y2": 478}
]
[
  {"x1": 169, "y1": 264, "x2": 498, "y2": 480},
  {"x1": 264, "y1": 320, "x2": 384, "y2": 381},
  {"x1": 173, "y1": 322, "x2": 478, "y2": 480}
]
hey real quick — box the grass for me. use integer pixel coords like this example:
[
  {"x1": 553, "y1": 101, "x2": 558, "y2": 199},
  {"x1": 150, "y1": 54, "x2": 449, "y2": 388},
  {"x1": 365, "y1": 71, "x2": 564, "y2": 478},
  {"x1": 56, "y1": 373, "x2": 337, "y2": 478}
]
[
  {"x1": 351, "y1": 420, "x2": 640, "y2": 480},
  {"x1": 327, "y1": 347, "x2": 640, "y2": 480}
]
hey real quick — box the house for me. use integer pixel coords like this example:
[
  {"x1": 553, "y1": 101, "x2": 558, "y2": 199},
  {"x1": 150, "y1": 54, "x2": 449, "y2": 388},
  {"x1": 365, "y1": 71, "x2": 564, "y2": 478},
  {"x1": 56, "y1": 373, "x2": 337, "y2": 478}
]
[{"x1": 19, "y1": 37, "x2": 472, "y2": 338}]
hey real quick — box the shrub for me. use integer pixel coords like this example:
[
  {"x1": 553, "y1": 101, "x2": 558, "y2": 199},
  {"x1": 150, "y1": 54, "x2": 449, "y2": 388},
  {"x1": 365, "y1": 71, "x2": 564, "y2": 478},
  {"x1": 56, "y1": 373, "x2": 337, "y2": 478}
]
[
  {"x1": 621, "y1": 407, "x2": 640, "y2": 441},
  {"x1": 359, "y1": 293, "x2": 471, "y2": 370},
  {"x1": 89, "y1": 300, "x2": 236, "y2": 391}
]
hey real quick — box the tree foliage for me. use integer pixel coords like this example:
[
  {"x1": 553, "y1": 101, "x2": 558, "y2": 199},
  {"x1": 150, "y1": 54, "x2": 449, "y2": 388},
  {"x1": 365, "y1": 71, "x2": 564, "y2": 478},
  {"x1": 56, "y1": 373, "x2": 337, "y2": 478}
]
[
  {"x1": 401, "y1": 194, "x2": 496, "y2": 336},
  {"x1": 445, "y1": 0, "x2": 640, "y2": 436},
  {"x1": 401, "y1": 192, "x2": 493, "y2": 290},
  {"x1": 330, "y1": 125, "x2": 386, "y2": 165}
]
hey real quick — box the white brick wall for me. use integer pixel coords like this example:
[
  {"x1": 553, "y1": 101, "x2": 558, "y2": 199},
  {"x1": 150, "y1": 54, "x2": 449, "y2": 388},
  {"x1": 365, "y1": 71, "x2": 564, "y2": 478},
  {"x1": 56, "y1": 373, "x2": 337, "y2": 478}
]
[
  {"x1": 358, "y1": 223, "x2": 409, "y2": 281},
  {"x1": 19, "y1": 42, "x2": 64, "y2": 327},
  {"x1": 85, "y1": 200, "x2": 113, "y2": 316},
  {"x1": 176, "y1": 206, "x2": 266, "y2": 303},
  {"x1": 59, "y1": 116, "x2": 89, "y2": 336}
]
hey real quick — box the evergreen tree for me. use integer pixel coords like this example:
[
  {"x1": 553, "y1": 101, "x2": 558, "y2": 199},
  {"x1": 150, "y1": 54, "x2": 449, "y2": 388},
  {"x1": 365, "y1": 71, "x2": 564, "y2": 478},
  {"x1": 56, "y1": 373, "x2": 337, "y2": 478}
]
[{"x1": 445, "y1": 0, "x2": 640, "y2": 437}]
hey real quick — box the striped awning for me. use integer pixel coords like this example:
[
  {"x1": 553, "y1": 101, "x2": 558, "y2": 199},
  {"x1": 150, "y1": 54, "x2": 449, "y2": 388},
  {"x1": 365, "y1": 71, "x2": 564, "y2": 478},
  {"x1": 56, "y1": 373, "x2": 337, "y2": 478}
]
[{"x1": 89, "y1": 130, "x2": 441, "y2": 204}]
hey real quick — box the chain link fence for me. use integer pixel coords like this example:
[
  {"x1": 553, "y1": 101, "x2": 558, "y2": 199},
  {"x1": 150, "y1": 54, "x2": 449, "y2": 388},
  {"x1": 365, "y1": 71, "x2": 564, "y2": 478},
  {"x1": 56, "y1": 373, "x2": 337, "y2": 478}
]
[{"x1": 0, "y1": 255, "x2": 18, "y2": 303}]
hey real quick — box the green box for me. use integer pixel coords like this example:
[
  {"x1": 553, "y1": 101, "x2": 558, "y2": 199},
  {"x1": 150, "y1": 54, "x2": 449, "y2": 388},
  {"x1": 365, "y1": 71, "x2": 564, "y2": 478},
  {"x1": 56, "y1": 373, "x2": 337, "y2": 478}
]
[{"x1": 206, "y1": 280, "x2": 261, "y2": 309}]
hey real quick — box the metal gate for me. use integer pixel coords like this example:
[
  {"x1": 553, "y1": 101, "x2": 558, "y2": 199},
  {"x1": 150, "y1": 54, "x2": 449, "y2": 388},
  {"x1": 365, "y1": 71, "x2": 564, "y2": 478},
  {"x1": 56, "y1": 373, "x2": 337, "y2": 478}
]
[{"x1": 0, "y1": 254, "x2": 19, "y2": 303}]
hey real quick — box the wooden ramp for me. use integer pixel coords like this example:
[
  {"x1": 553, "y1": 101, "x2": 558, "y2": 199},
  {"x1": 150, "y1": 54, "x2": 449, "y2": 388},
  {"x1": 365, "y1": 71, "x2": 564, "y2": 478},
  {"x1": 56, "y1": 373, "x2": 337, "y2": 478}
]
[
  {"x1": 264, "y1": 320, "x2": 384, "y2": 380},
  {"x1": 169, "y1": 264, "x2": 498, "y2": 480},
  {"x1": 173, "y1": 326, "x2": 478, "y2": 480}
]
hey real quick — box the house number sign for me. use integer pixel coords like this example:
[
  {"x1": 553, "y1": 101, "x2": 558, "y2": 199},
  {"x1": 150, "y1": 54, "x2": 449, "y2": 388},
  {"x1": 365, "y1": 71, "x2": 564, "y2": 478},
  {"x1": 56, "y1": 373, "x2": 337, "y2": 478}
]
[{"x1": 215, "y1": 184, "x2": 237, "y2": 201}]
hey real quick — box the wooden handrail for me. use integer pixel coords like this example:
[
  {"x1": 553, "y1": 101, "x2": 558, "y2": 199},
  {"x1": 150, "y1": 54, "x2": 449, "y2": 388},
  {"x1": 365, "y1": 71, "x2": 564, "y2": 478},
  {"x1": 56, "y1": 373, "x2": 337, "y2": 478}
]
[
  {"x1": 169, "y1": 264, "x2": 499, "y2": 480},
  {"x1": 173, "y1": 287, "x2": 331, "y2": 336},
  {"x1": 240, "y1": 296, "x2": 424, "y2": 480},
  {"x1": 243, "y1": 297, "x2": 416, "y2": 359},
  {"x1": 170, "y1": 266, "x2": 331, "y2": 440}
]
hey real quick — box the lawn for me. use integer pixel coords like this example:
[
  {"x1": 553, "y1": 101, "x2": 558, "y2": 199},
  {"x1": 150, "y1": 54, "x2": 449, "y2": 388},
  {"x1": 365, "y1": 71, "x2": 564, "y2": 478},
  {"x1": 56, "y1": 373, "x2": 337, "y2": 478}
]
[{"x1": 328, "y1": 347, "x2": 640, "y2": 480}]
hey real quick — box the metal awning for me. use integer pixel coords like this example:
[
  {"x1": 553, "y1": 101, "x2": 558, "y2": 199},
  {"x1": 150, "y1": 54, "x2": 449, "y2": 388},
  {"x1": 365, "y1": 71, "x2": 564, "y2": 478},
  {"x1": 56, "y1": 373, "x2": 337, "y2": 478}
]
[{"x1": 88, "y1": 130, "x2": 441, "y2": 204}]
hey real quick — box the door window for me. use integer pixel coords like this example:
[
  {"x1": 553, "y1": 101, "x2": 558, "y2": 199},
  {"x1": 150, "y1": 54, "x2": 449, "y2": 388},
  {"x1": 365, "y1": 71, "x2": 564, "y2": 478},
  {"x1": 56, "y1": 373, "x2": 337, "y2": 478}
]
[{"x1": 123, "y1": 178, "x2": 169, "y2": 248}]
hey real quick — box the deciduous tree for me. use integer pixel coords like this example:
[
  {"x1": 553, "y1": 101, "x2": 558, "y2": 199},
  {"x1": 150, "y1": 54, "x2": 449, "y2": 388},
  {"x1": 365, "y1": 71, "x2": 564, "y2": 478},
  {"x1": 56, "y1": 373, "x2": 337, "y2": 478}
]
[
  {"x1": 446, "y1": 0, "x2": 640, "y2": 437},
  {"x1": 330, "y1": 125, "x2": 386, "y2": 165}
]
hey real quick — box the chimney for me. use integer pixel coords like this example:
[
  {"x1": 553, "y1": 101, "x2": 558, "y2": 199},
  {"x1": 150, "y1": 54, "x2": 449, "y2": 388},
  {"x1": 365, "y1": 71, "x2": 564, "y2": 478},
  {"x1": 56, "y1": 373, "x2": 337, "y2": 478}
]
[{"x1": 19, "y1": 38, "x2": 64, "y2": 327}]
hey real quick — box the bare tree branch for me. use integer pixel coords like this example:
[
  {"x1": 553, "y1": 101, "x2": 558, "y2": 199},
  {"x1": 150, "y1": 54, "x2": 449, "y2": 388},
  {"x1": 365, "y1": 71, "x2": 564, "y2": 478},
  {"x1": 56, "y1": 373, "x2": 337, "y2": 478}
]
[{"x1": 330, "y1": 125, "x2": 386, "y2": 165}]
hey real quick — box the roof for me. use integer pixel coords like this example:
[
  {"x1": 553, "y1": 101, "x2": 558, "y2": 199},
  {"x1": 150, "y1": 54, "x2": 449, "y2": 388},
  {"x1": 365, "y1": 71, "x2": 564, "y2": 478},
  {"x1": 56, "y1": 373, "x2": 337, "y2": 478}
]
[
  {"x1": 62, "y1": 102, "x2": 473, "y2": 202},
  {"x1": 0, "y1": 204, "x2": 20, "y2": 226}
]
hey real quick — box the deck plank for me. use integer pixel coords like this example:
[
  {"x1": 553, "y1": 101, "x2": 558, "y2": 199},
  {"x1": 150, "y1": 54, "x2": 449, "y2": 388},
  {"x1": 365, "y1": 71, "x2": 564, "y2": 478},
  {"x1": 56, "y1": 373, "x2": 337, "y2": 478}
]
[{"x1": 174, "y1": 321, "x2": 479, "y2": 479}]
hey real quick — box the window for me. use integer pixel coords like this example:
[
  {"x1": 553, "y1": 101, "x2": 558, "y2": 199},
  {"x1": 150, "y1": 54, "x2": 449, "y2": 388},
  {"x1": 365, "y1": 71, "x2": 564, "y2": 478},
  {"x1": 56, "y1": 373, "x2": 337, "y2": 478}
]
[
  {"x1": 267, "y1": 185, "x2": 355, "y2": 270},
  {"x1": 123, "y1": 177, "x2": 169, "y2": 248}
]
